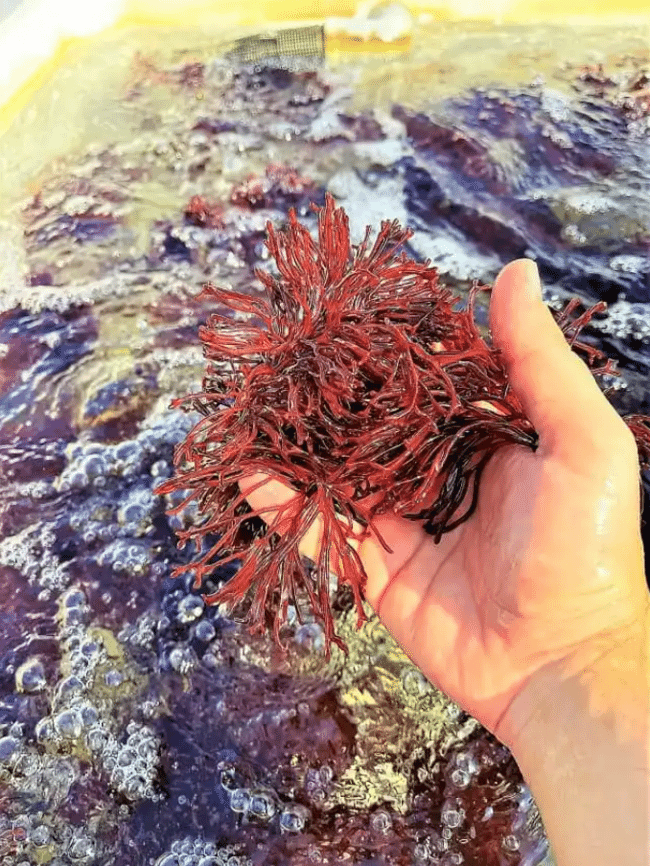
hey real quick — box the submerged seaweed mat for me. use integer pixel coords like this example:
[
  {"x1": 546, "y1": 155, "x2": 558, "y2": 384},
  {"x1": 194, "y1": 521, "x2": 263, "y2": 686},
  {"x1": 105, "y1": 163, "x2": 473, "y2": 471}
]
[{"x1": 0, "y1": 24, "x2": 649, "y2": 866}]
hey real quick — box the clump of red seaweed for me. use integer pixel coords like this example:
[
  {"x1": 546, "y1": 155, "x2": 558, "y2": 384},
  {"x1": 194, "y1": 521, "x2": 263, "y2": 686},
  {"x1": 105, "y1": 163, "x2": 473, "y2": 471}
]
[
  {"x1": 156, "y1": 193, "x2": 650, "y2": 657},
  {"x1": 184, "y1": 195, "x2": 225, "y2": 229},
  {"x1": 230, "y1": 164, "x2": 315, "y2": 210}
]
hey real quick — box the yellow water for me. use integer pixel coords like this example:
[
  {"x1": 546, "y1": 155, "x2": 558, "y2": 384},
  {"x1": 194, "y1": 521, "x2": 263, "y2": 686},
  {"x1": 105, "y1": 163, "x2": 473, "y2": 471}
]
[{"x1": 0, "y1": 15, "x2": 648, "y2": 219}]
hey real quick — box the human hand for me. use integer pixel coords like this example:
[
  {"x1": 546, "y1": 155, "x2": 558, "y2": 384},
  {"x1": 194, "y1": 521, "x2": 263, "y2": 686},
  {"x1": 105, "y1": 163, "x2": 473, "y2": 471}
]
[{"x1": 238, "y1": 259, "x2": 649, "y2": 752}]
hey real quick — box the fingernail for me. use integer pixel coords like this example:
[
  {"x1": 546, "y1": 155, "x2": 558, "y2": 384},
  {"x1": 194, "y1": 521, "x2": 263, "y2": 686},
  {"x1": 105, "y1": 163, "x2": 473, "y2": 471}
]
[{"x1": 521, "y1": 259, "x2": 542, "y2": 302}]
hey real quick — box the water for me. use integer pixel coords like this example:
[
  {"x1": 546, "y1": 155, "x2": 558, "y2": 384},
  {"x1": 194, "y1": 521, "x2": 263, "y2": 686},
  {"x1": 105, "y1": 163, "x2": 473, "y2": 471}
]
[{"x1": 0, "y1": 13, "x2": 648, "y2": 866}]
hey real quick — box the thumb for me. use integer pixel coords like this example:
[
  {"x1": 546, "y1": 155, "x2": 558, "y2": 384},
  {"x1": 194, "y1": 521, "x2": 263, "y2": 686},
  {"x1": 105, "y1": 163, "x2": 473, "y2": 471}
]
[{"x1": 488, "y1": 258, "x2": 624, "y2": 463}]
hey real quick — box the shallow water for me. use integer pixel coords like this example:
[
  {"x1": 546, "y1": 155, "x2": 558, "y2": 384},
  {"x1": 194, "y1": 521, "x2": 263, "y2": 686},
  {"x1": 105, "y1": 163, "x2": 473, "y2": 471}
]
[{"x1": 0, "y1": 13, "x2": 649, "y2": 866}]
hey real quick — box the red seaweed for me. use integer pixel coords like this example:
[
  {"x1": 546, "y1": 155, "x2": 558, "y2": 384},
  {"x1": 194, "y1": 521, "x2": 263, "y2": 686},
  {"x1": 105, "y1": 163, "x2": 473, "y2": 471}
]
[
  {"x1": 230, "y1": 164, "x2": 315, "y2": 210},
  {"x1": 155, "y1": 193, "x2": 650, "y2": 657},
  {"x1": 183, "y1": 195, "x2": 226, "y2": 229}
]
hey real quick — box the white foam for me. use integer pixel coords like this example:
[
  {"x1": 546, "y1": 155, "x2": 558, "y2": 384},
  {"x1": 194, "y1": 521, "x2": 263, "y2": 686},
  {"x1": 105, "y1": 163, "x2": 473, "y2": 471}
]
[{"x1": 325, "y1": 1, "x2": 414, "y2": 43}]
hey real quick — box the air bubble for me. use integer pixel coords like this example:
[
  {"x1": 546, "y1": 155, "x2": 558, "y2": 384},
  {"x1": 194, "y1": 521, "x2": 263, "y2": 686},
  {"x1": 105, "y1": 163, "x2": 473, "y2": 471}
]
[
  {"x1": 169, "y1": 646, "x2": 198, "y2": 673},
  {"x1": 308, "y1": 786, "x2": 326, "y2": 804},
  {"x1": 177, "y1": 595, "x2": 205, "y2": 623},
  {"x1": 117, "y1": 487, "x2": 155, "y2": 535},
  {"x1": 86, "y1": 726, "x2": 109, "y2": 752},
  {"x1": 125, "y1": 775, "x2": 148, "y2": 801},
  {"x1": 104, "y1": 669, "x2": 124, "y2": 687},
  {"x1": 79, "y1": 704, "x2": 99, "y2": 727},
  {"x1": 455, "y1": 751, "x2": 479, "y2": 776},
  {"x1": 194, "y1": 619, "x2": 216, "y2": 642},
  {"x1": 502, "y1": 834, "x2": 520, "y2": 852},
  {"x1": 82, "y1": 456, "x2": 104, "y2": 481},
  {"x1": 450, "y1": 768, "x2": 471, "y2": 788},
  {"x1": 441, "y1": 797, "x2": 465, "y2": 829},
  {"x1": 0, "y1": 736, "x2": 20, "y2": 762},
  {"x1": 220, "y1": 765, "x2": 238, "y2": 790},
  {"x1": 118, "y1": 747, "x2": 138, "y2": 766},
  {"x1": 61, "y1": 588, "x2": 87, "y2": 608},
  {"x1": 150, "y1": 459, "x2": 170, "y2": 478},
  {"x1": 370, "y1": 809, "x2": 392, "y2": 835},
  {"x1": 54, "y1": 709, "x2": 83, "y2": 739},
  {"x1": 31, "y1": 825, "x2": 51, "y2": 847},
  {"x1": 401, "y1": 667, "x2": 431, "y2": 697},
  {"x1": 318, "y1": 765, "x2": 333, "y2": 785},
  {"x1": 229, "y1": 788, "x2": 251, "y2": 813},
  {"x1": 54, "y1": 675, "x2": 85, "y2": 705},
  {"x1": 294, "y1": 622, "x2": 324, "y2": 651},
  {"x1": 279, "y1": 803, "x2": 310, "y2": 833},
  {"x1": 68, "y1": 835, "x2": 95, "y2": 861},
  {"x1": 248, "y1": 789, "x2": 277, "y2": 821},
  {"x1": 80, "y1": 639, "x2": 101, "y2": 658},
  {"x1": 35, "y1": 717, "x2": 55, "y2": 743},
  {"x1": 15, "y1": 657, "x2": 46, "y2": 693}
]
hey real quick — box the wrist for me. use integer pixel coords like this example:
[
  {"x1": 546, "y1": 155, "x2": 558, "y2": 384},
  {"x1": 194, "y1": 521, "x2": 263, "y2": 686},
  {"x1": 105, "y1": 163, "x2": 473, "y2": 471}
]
[
  {"x1": 496, "y1": 606, "x2": 650, "y2": 866},
  {"x1": 497, "y1": 604, "x2": 650, "y2": 759}
]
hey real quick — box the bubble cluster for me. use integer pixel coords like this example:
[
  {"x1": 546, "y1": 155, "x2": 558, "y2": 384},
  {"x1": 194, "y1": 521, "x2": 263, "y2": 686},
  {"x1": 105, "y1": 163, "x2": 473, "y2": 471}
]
[
  {"x1": 118, "y1": 608, "x2": 158, "y2": 650},
  {"x1": 595, "y1": 298, "x2": 650, "y2": 341},
  {"x1": 99, "y1": 720, "x2": 163, "y2": 801},
  {"x1": 58, "y1": 587, "x2": 92, "y2": 629},
  {"x1": 303, "y1": 764, "x2": 334, "y2": 807},
  {"x1": 0, "y1": 811, "x2": 96, "y2": 865},
  {"x1": 154, "y1": 837, "x2": 251, "y2": 866},
  {"x1": 219, "y1": 760, "x2": 312, "y2": 834},
  {"x1": 0, "y1": 720, "x2": 81, "y2": 845},
  {"x1": 0, "y1": 522, "x2": 70, "y2": 595},
  {"x1": 26, "y1": 586, "x2": 164, "y2": 813},
  {"x1": 56, "y1": 413, "x2": 193, "y2": 492},
  {"x1": 118, "y1": 553, "x2": 234, "y2": 668},
  {"x1": 96, "y1": 537, "x2": 152, "y2": 576},
  {"x1": 445, "y1": 750, "x2": 481, "y2": 790}
]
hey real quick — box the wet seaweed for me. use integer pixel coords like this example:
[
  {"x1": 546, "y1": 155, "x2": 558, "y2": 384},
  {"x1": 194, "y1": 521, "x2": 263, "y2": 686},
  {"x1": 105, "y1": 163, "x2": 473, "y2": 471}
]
[{"x1": 156, "y1": 193, "x2": 650, "y2": 657}]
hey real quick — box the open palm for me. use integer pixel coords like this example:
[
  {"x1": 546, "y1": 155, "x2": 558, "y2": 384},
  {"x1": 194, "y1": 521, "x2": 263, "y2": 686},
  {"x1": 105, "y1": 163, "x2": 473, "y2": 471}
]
[{"x1": 240, "y1": 259, "x2": 648, "y2": 752}]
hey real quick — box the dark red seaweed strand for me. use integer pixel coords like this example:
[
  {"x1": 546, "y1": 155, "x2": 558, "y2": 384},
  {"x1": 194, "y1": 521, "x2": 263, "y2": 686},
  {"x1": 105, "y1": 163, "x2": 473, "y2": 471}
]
[{"x1": 156, "y1": 192, "x2": 650, "y2": 656}]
